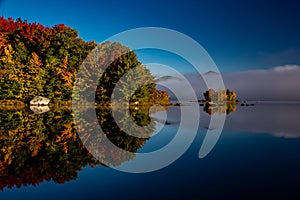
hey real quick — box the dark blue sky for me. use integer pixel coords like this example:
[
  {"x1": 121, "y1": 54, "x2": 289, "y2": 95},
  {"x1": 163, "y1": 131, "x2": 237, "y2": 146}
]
[{"x1": 1, "y1": 0, "x2": 300, "y2": 72}]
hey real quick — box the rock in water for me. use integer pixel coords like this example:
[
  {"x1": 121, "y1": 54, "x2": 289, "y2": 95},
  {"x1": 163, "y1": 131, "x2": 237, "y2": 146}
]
[
  {"x1": 30, "y1": 96, "x2": 50, "y2": 105},
  {"x1": 30, "y1": 106, "x2": 50, "y2": 114}
]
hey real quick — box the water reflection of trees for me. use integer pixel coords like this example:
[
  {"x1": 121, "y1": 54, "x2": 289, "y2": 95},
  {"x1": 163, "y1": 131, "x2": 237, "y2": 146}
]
[
  {"x1": 0, "y1": 108, "x2": 98, "y2": 190},
  {"x1": 203, "y1": 102, "x2": 236, "y2": 115},
  {"x1": 97, "y1": 106, "x2": 153, "y2": 152},
  {"x1": 75, "y1": 104, "x2": 167, "y2": 167},
  {"x1": 0, "y1": 104, "x2": 166, "y2": 190}
]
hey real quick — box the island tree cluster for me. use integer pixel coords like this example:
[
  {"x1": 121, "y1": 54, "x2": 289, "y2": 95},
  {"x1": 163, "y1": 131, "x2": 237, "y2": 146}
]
[{"x1": 203, "y1": 89, "x2": 237, "y2": 103}]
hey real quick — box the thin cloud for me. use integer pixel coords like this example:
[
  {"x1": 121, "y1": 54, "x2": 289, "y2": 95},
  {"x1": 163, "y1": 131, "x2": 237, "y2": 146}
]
[
  {"x1": 155, "y1": 75, "x2": 182, "y2": 82},
  {"x1": 273, "y1": 64, "x2": 300, "y2": 72}
]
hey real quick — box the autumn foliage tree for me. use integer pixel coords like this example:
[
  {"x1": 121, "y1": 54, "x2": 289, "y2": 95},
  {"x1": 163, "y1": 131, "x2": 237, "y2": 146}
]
[
  {"x1": 73, "y1": 41, "x2": 169, "y2": 105},
  {"x1": 0, "y1": 17, "x2": 95, "y2": 102}
]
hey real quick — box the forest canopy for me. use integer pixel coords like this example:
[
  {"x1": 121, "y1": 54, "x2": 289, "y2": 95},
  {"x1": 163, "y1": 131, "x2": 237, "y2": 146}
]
[{"x1": 0, "y1": 17, "x2": 168, "y2": 104}]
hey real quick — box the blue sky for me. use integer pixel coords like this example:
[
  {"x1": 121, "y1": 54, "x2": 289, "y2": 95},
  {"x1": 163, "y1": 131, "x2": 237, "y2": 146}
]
[{"x1": 1, "y1": 0, "x2": 300, "y2": 72}]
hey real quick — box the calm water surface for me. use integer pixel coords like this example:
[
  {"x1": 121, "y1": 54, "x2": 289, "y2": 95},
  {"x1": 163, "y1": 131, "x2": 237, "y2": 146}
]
[{"x1": 1, "y1": 102, "x2": 300, "y2": 199}]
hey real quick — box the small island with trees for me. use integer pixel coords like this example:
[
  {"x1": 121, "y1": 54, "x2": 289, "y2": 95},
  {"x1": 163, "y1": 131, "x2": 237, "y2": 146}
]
[
  {"x1": 200, "y1": 89, "x2": 239, "y2": 115},
  {"x1": 203, "y1": 89, "x2": 237, "y2": 104}
]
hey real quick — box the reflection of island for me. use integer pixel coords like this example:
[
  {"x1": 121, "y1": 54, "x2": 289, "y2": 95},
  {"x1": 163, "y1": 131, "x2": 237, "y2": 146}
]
[
  {"x1": 0, "y1": 104, "x2": 165, "y2": 190},
  {"x1": 203, "y1": 102, "x2": 237, "y2": 115}
]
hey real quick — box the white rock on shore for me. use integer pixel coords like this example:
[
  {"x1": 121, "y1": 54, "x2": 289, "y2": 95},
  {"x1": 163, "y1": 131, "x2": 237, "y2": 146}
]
[{"x1": 30, "y1": 96, "x2": 50, "y2": 105}]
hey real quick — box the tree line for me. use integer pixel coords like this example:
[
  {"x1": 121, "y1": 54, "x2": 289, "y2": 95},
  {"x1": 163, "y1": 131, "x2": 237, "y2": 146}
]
[{"x1": 0, "y1": 17, "x2": 169, "y2": 105}]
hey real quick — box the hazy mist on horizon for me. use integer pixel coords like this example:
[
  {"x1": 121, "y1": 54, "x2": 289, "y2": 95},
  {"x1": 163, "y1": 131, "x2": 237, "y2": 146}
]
[{"x1": 156, "y1": 65, "x2": 300, "y2": 101}]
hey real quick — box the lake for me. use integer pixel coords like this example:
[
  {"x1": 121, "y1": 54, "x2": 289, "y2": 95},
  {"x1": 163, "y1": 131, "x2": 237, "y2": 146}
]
[{"x1": 1, "y1": 102, "x2": 300, "y2": 199}]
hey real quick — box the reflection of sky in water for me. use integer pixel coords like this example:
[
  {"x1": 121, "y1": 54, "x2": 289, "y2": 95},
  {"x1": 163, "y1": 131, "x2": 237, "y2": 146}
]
[
  {"x1": 138, "y1": 103, "x2": 300, "y2": 158},
  {"x1": 224, "y1": 103, "x2": 300, "y2": 138}
]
